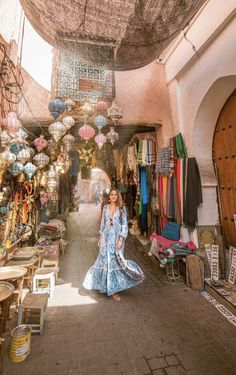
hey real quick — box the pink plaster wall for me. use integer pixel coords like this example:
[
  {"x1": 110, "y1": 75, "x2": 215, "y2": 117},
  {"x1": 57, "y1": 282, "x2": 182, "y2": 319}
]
[{"x1": 115, "y1": 62, "x2": 173, "y2": 146}]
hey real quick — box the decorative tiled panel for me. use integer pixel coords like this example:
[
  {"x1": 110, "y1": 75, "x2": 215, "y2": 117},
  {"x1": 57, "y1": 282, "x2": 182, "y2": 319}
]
[{"x1": 56, "y1": 51, "x2": 115, "y2": 103}]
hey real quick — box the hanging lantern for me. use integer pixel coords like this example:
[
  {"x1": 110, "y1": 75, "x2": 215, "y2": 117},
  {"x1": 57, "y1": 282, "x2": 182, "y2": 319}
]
[
  {"x1": 48, "y1": 121, "x2": 66, "y2": 142},
  {"x1": 95, "y1": 101, "x2": 108, "y2": 112},
  {"x1": 81, "y1": 102, "x2": 94, "y2": 118},
  {"x1": 26, "y1": 147, "x2": 35, "y2": 157},
  {"x1": 33, "y1": 152, "x2": 49, "y2": 169},
  {"x1": 78, "y1": 123, "x2": 95, "y2": 142},
  {"x1": 106, "y1": 127, "x2": 119, "y2": 145},
  {"x1": 0, "y1": 155, "x2": 7, "y2": 179},
  {"x1": 1, "y1": 148, "x2": 16, "y2": 165},
  {"x1": 2, "y1": 111, "x2": 21, "y2": 133},
  {"x1": 48, "y1": 165, "x2": 57, "y2": 179},
  {"x1": 64, "y1": 155, "x2": 72, "y2": 172},
  {"x1": 9, "y1": 161, "x2": 24, "y2": 176},
  {"x1": 62, "y1": 134, "x2": 75, "y2": 150},
  {"x1": 23, "y1": 162, "x2": 37, "y2": 179},
  {"x1": 108, "y1": 101, "x2": 123, "y2": 125},
  {"x1": 33, "y1": 135, "x2": 48, "y2": 152},
  {"x1": 10, "y1": 143, "x2": 24, "y2": 156},
  {"x1": 95, "y1": 133, "x2": 107, "y2": 150},
  {"x1": 64, "y1": 98, "x2": 75, "y2": 112},
  {"x1": 93, "y1": 115, "x2": 107, "y2": 131},
  {"x1": 17, "y1": 148, "x2": 31, "y2": 164},
  {"x1": 47, "y1": 139, "x2": 58, "y2": 155},
  {"x1": 0, "y1": 131, "x2": 11, "y2": 147},
  {"x1": 16, "y1": 128, "x2": 28, "y2": 140},
  {"x1": 47, "y1": 178, "x2": 58, "y2": 192},
  {"x1": 40, "y1": 171, "x2": 48, "y2": 187},
  {"x1": 62, "y1": 116, "x2": 75, "y2": 130},
  {"x1": 48, "y1": 97, "x2": 65, "y2": 119}
]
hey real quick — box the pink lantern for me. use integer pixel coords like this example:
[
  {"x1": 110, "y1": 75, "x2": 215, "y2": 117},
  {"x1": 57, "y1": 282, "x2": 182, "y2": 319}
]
[
  {"x1": 95, "y1": 101, "x2": 108, "y2": 112},
  {"x1": 95, "y1": 133, "x2": 106, "y2": 149},
  {"x1": 33, "y1": 135, "x2": 48, "y2": 152},
  {"x1": 78, "y1": 123, "x2": 95, "y2": 142},
  {"x1": 2, "y1": 111, "x2": 21, "y2": 133}
]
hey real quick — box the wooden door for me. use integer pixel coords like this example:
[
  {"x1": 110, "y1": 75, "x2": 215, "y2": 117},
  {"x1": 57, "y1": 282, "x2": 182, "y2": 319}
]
[{"x1": 213, "y1": 91, "x2": 236, "y2": 245}]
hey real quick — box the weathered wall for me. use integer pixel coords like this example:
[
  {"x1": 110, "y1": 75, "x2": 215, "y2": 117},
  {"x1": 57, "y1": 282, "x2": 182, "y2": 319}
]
[{"x1": 115, "y1": 62, "x2": 173, "y2": 146}]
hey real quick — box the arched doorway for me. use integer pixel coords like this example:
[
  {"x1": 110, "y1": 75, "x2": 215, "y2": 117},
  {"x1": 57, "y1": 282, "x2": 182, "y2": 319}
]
[
  {"x1": 77, "y1": 167, "x2": 111, "y2": 203},
  {"x1": 213, "y1": 90, "x2": 236, "y2": 245}
]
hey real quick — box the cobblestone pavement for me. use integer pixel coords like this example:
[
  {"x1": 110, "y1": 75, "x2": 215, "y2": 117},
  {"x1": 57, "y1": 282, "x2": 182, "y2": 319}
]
[{"x1": 3, "y1": 204, "x2": 236, "y2": 375}]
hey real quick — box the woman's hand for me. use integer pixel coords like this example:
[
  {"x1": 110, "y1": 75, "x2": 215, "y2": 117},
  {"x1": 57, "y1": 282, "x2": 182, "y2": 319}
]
[
  {"x1": 116, "y1": 237, "x2": 124, "y2": 251},
  {"x1": 98, "y1": 236, "x2": 102, "y2": 247}
]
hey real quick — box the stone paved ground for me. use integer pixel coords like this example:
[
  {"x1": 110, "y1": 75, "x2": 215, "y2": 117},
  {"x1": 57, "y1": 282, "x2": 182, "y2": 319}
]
[{"x1": 2, "y1": 204, "x2": 236, "y2": 375}]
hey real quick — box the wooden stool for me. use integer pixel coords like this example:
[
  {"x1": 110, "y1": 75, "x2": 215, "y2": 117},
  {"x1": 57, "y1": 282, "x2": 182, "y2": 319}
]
[
  {"x1": 33, "y1": 268, "x2": 57, "y2": 298},
  {"x1": 17, "y1": 293, "x2": 48, "y2": 335}
]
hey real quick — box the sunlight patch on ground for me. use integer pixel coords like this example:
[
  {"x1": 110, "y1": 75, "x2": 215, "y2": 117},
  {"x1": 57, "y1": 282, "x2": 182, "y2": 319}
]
[{"x1": 48, "y1": 282, "x2": 98, "y2": 307}]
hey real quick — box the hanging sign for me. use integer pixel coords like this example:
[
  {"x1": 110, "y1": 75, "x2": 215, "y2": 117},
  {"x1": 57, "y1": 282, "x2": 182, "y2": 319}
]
[
  {"x1": 211, "y1": 245, "x2": 219, "y2": 281},
  {"x1": 227, "y1": 247, "x2": 236, "y2": 286}
]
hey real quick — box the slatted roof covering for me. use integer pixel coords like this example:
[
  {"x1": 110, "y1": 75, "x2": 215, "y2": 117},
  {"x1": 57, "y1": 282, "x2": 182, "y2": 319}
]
[{"x1": 20, "y1": 0, "x2": 206, "y2": 70}]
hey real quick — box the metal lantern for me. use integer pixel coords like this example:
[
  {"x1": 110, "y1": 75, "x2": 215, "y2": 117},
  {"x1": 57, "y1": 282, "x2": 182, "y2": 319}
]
[
  {"x1": 10, "y1": 143, "x2": 24, "y2": 156},
  {"x1": 33, "y1": 152, "x2": 50, "y2": 169},
  {"x1": 107, "y1": 101, "x2": 123, "y2": 125},
  {"x1": 62, "y1": 116, "x2": 75, "y2": 130},
  {"x1": 26, "y1": 147, "x2": 35, "y2": 157},
  {"x1": 23, "y1": 162, "x2": 37, "y2": 179},
  {"x1": 47, "y1": 178, "x2": 58, "y2": 192},
  {"x1": 0, "y1": 130, "x2": 11, "y2": 147},
  {"x1": 64, "y1": 154, "x2": 72, "y2": 172},
  {"x1": 95, "y1": 101, "x2": 108, "y2": 112},
  {"x1": 81, "y1": 102, "x2": 94, "y2": 118},
  {"x1": 54, "y1": 157, "x2": 66, "y2": 174},
  {"x1": 17, "y1": 148, "x2": 31, "y2": 164},
  {"x1": 78, "y1": 123, "x2": 95, "y2": 142},
  {"x1": 106, "y1": 127, "x2": 119, "y2": 145},
  {"x1": 62, "y1": 134, "x2": 75, "y2": 150},
  {"x1": 48, "y1": 121, "x2": 66, "y2": 142},
  {"x1": 2, "y1": 111, "x2": 21, "y2": 133},
  {"x1": 9, "y1": 161, "x2": 24, "y2": 176},
  {"x1": 40, "y1": 171, "x2": 48, "y2": 187},
  {"x1": 93, "y1": 115, "x2": 107, "y2": 131},
  {"x1": 33, "y1": 135, "x2": 48, "y2": 152},
  {"x1": 95, "y1": 133, "x2": 106, "y2": 150},
  {"x1": 48, "y1": 165, "x2": 57, "y2": 179},
  {"x1": 64, "y1": 98, "x2": 75, "y2": 112},
  {"x1": 48, "y1": 97, "x2": 65, "y2": 119},
  {"x1": 1, "y1": 148, "x2": 16, "y2": 165},
  {"x1": 47, "y1": 139, "x2": 58, "y2": 155},
  {"x1": 15, "y1": 127, "x2": 28, "y2": 140}
]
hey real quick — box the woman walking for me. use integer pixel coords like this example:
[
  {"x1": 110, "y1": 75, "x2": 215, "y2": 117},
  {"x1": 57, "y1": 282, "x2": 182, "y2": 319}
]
[{"x1": 83, "y1": 188, "x2": 145, "y2": 301}]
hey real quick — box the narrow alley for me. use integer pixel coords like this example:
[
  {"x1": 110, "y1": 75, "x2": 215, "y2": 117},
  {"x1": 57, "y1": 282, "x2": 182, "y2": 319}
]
[{"x1": 3, "y1": 204, "x2": 236, "y2": 375}]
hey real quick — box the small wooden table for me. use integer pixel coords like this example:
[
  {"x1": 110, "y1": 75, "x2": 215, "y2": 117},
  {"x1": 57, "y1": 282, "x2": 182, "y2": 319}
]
[
  {"x1": 7, "y1": 257, "x2": 40, "y2": 290},
  {"x1": 0, "y1": 266, "x2": 27, "y2": 309},
  {"x1": 0, "y1": 282, "x2": 14, "y2": 336}
]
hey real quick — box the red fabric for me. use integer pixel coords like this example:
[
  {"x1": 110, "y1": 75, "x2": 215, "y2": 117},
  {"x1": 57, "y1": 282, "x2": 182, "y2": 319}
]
[{"x1": 150, "y1": 232, "x2": 196, "y2": 251}]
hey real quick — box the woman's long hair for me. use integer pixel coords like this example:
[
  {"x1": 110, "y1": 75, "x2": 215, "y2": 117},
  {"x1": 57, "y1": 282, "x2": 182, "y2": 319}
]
[{"x1": 109, "y1": 188, "x2": 124, "y2": 208}]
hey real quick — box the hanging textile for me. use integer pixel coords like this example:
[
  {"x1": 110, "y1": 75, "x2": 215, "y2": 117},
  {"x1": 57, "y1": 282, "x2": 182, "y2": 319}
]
[
  {"x1": 140, "y1": 167, "x2": 149, "y2": 205},
  {"x1": 175, "y1": 133, "x2": 188, "y2": 158},
  {"x1": 183, "y1": 157, "x2": 203, "y2": 228},
  {"x1": 156, "y1": 147, "x2": 170, "y2": 176},
  {"x1": 137, "y1": 140, "x2": 143, "y2": 165}
]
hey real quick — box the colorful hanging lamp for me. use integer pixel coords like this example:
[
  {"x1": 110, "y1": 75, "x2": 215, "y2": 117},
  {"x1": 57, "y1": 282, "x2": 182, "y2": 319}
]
[
  {"x1": 78, "y1": 123, "x2": 95, "y2": 142},
  {"x1": 24, "y1": 162, "x2": 37, "y2": 179},
  {"x1": 81, "y1": 102, "x2": 94, "y2": 119},
  {"x1": 62, "y1": 134, "x2": 75, "y2": 150},
  {"x1": 0, "y1": 131, "x2": 11, "y2": 147},
  {"x1": 93, "y1": 115, "x2": 107, "y2": 131},
  {"x1": 2, "y1": 111, "x2": 22, "y2": 133},
  {"x1": 17, "y1": 148, "x2": 31, "y2": 164},
  {"x1": 33, "y1": 152, "x2": 49, "y2": 169},
  {"x1": 48, "y1": 121, "x2": 67, "y2": 142},
  {"x1": 1, "y1": 148, "x2": 16, "y2": 165},
  {"x1": 48, "y1": 97, "x2": 65, "y2": 119},
  {"x1": 62, "y1": 116, "x2": 75, "y2": 130},
  {"x1": 107, "y1": 101, "x2": 123, "y2": 125},
  {"x1": 33, "y1": 135, "x2": 48, "y2": 152},
  {"x1": 95, "y1": 133, "x2": 107, "y2": 150},
  {"x1": 64, "y1": 98, "x2": 75, "y2": 112},
  {"x1": 9, "y1": 161, "x2": 24, "y2": 176},
  {"x1": 95, "y1": 101, "x2": 108, "y2": 112},
  {"x1": 106, "y1": 127, "x2": 119, "y2": 145}
]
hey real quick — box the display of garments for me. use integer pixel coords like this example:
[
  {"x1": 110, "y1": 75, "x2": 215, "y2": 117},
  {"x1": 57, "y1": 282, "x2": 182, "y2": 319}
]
[
  {"x1": 140, "y1": 167, "x2": 149, "y2": 205},
  {"x1": 183, "y1": 157, "x2": 203, "y2": 228},
  {"x1": 156, "y1": 147, "x2": 170, "y2": 176},
  {"x1": 83, "y1": 205, "x2": 145, "y2": 296},
  {"x1": 137, "y1": 140, "x2": 143, "y2": 165}
]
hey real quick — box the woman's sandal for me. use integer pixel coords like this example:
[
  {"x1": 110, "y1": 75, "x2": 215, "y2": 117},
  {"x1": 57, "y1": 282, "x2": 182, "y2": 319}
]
[{"x1": 112, "y1": 293, "x2": 121, "y2": 301}]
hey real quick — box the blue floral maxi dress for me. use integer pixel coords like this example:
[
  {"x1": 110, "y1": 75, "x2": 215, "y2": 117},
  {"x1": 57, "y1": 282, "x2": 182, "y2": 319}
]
[{"x1": 83, "y1": 204, "x2": 145, "y2": 296}]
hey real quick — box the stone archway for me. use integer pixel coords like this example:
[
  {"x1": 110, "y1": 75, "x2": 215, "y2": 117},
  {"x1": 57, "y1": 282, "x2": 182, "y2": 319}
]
[{"x1": 192, "y1": 75, "x2": 236, "y2": 225}]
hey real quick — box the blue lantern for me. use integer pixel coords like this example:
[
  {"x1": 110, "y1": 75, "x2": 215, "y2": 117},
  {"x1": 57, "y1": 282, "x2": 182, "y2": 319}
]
[
  {"x1": 10, "y1": 143, "x2": 24, "y2": 156},
  {"x1": 9, "y1": 161, "x2": 24, "y2": 176},
  {"x1": 24, "y1": 162, "x2": 37, "y2": 179},
  {"x1": 48, "y1": 97, "x2": 65, "y2": 119},
  {"x1": 93, "y1": 115, "x2": 107, "y2": 131}
]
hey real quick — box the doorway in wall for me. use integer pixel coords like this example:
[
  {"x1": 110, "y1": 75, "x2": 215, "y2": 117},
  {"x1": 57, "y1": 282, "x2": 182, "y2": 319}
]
[
  {"x1": 77, "y1": 167, "x2": 111, "y2": 204},
  {"x1": 213, "y1": 90, "x2": 236, "y2": 245}
]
